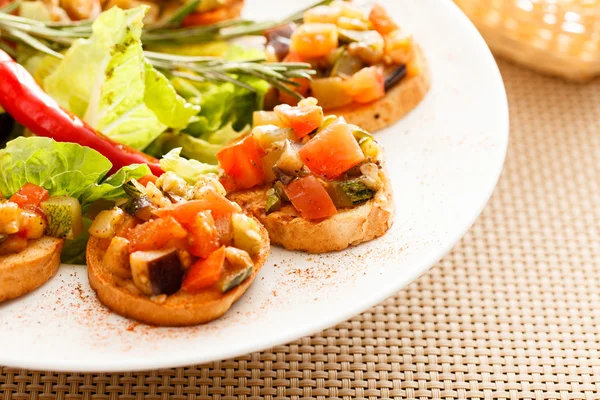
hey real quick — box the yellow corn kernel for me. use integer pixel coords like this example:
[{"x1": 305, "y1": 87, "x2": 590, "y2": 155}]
[{"x1": 291, "y1": 23, "x2": 339, "y2": 59}]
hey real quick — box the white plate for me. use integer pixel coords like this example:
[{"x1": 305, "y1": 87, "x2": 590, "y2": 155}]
[{"x1": 0, "y1": 0, "x2": 508, "y2": 372}]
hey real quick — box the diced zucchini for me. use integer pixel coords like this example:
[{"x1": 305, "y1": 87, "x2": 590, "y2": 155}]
[
  {"x1": 253, "y1": 111, "x2": 285, "y2": 128},
  {"x1": 219, "y1": 247, "x2": 254, "y2": 293},
  {"x1": 330, "y1": 50, "x2": 365, "y2": 78},
  {"x1": 273, "y1": 181, "x2": 290, "y2": 202},
  {"x1": 89, "y1": 208, "x2": 126, "y2": 239},
  {"x1": 310, "y1": 78, "x2": 353, "y2": 110},
  {"x1": 219, "y1": 266, "x2": 253, "y2": 293},
  {"x1": 262, "y1": 148, "x2": 285, "y2": 184},
  {"x1": 40, "y1": 196, "x2": 83, "y2": 240},
  {"x1": 329, "y1": 179, "x2": 375, "y2": 206},
  {"x1": 232, "y1": 213, "x2": 263, "y2": 257},
  {"x1": 265, "y1": 189, "x2": 282, "y2": 214},
  {"x1": 0, "y1": 202, "x2": 22, "y2": 235},
  {"x1": 253, "y1": 125, "x2": 295, "y2": 150}
]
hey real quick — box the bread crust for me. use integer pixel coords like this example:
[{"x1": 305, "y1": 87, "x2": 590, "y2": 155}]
[
  {"x1": 228, "y1": 170, "x2": 394, "y2": 254},
  {"x1": 86, "y1": 217, "x2": 270, "y2": 327},
  {"x1": 326, "y1": 46, "x2": 431, "y2": 133},
  {"x1": 0, "y1": 237, "x2": 64, "y2": 303}
]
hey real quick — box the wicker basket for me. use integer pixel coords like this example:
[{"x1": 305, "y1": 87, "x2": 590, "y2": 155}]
[{"x1": 454, "y1": 0, "x2": 600, "y2": 81}]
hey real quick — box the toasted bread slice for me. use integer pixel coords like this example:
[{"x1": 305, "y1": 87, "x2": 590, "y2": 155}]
[
  {"x1": 0, "y1": 237, "x2": 64, "y2": 303},
  {"x1": 327, "y1": 46, "x2": 431, "y2": 133},
  {"x1": 86, "y1": 217, "x2": 270, "y2": 327},
  {"x1": 228, "y1": 170, "x2": 394, "y2": 253}
]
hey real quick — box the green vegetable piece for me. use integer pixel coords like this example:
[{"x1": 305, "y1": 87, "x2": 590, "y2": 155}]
[
  {"x1": 359, "y1": 137, "x2": 380, "y2": 160},
  {"x1": 340, "y1": 179, "x2": 374, "y2": 205},
  {"x1": 41, "y1": 196, "x2": 84, "y2": 240},
  {"x1": 122, "y1": 179, "x2": 147, "y2": 198},
  {"x1": 219, "y1": 265, "x2": 254, "y2": 293},
  {"x1": 159, "y1": 148, "x2": 220, "y2": 185},
  {"x1": 266, "y1": 192, "x2": 282, "y2": 214}
]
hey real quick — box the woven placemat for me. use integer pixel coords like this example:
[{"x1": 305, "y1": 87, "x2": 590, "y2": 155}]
[{"x1": 3, "y1": 59, "x2": 600, "y2": 399}]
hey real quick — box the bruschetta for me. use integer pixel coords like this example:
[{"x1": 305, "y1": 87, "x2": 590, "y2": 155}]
[
  {"x1": 220, "y1": 98, "x2": 395, "y2": 253},
  {"x1": 0, "y1": 183, "x2": 76, "y2": 302},
  {"x1": 86, "y1": 174, "x2": 270, "y2": 326},
  {"x1": 264, "y1": 1, "x2": 430, "y2": 132}
]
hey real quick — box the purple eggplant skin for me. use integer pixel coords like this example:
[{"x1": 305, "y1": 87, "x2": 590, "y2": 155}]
[
  {"x1": 148, "y1": 250, "x2": 184, "y2": 295},
  {"x1": 131, "y1": 249, "x2": 184, "y2": 296}
]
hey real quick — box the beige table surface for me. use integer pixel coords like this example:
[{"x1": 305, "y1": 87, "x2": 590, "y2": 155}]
[{"x1": 2, "y1": 59, "x2": 600, "y2": 400}]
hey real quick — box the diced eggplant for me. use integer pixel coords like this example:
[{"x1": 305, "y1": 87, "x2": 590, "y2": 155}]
[
  {"x1": 273, "y1": 140, "x2": 304, "y2": 180},
  {"x1": 123, "y1": 195, "x2": 154, "y2": 221},
  {"x1": 40, "y1": 196, "x2": 83, "y2": 240},
  {"x1": 130, "y1": 248, "x2": 183, "y2": 296},
  {"x1": 267, "y1": 36, "x2": 292, "y2": 61},
  {"x1": 384, "y1": 64, "x2": 407, "y2": 91},
  {"x1": 123, "y1": 179, "x2": 147, "y2": 198},
  {"x1": 0, "y1": 202, "x2": 22, "y2": 235},
  {"x1": 264, "y1": 22, "x2": 297, "y2": 42}
]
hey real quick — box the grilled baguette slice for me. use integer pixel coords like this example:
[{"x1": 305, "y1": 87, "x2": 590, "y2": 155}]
[
  {"x1": 0, "y1": 237, "x2": 64, "y2": 303},
  {"x1": 327, "y1": 46, "x2": 431, "y2": 133},
  {"x1": 228, "y1": 169, "x2": 394, "y2": 253},
  {"x1": 86, "y1": 216, "x2": 270, "y2": 327}
]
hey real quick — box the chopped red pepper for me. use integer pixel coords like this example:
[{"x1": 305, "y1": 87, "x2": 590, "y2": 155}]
[
  {"x1": 9, "y1": 183, "x2": 49, "y2": 210},
  {"x1": 0, "y1": 50, "x2": 164, "y2": 176},
  {"x1": 181, "y1": 246, "x2": 226, "y2": 293},
  {"x1": 217, "y1": 135, "x2": 266, "y2": 191}
]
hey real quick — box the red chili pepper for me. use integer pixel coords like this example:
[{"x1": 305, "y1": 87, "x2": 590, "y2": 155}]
[{"x1": 0, "y1": 50, "x2": 164, "y2": 176}]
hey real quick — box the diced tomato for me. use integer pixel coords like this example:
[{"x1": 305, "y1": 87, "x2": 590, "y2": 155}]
[
  {"x1": 274, "y1": 102, "x2": 324, "y2": 138},
  {"x1": 181, "y1": 246, "x2": 226, "y2": 293},
  {"x1": 217, "y1": 135, "x2": 266, "y2": 190},
  {"x1": 188, "y1": 211, "x2": 220, "y2": 258},
  {"x1": 127, "y1": 216, "x2": 188, "y2": 252},
  {"x1": 154, "y1": 189, "x2": 239, "y2": 224},
  {"x1": 9, "y1": 183, "x2": 49, "y2": 210},
  {"x1": 369, "y1": 3, "x2": 399, "y2": 35},
  {"x1": 345, "y1": 67, "x2": 385, "y2": 104},
  {"x1": 299, "y1": 118, "x2": 366, "y2": 179},
  {"x1": 284, "y1": 176, "x2": 337, "y2": 220},
  {"x1": 138, "y1": 175, "x2": 158, "y2": 187}
]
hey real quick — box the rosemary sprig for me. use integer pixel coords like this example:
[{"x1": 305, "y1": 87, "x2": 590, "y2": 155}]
[{"x1": 0, "y1": 0, "x2": 325, "y2": 97}]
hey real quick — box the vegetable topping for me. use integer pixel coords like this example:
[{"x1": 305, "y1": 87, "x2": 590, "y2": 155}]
[
  {"x1": 219, "y1": 98, "x2": 385, "y2": 220},
  {"x1": 269, "y1": 1, "x2": 419, "y2": 108},
  {"x1": 88, "y1": 173, "x2": 262, "y2": 299}
]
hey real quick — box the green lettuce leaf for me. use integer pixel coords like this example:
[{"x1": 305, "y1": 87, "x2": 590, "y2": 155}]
[
  {"x1": 0, "y1": 137, "x2": 149, "y2": 210},
  {"x1": 80, "y1": 164, "x2": 151, "y2": 207},
  {"x1": 43, "y1": 6, "x2": 199, "y2": 150},
  {"x1": 160, "y1": 148, "x2": 220, "y2": 184},
  {"x1": 0, "y1": 137, "x2": 112, "y2": 200}
]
